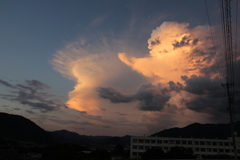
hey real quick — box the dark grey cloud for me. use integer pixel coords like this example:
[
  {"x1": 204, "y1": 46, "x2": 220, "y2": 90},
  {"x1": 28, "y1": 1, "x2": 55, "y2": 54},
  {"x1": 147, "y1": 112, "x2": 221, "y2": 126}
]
[
  {"x1": 178, "y1": 52, "x2": 240, "y2": 122},
  {"x1": 168, "y1": 81, "x2": 184, "y2": 92},
  {"x1": 150, "y1": 37, "x2": 161, "y2": 47},
  {"x1": 21, "y1": 101, "x2": 58, "y2": 113},
  {"x1": 0, "y1": 79, "x2": 16, "y2": 89},
  {"x1": 134, "y1": 84, "x2": 170, "y2": 111},
  {"x1": 77, "y1": 110, "x2": 87, "y2": 114},
  {"x1": 26, "y1": 80, "x2": 50, "y2": 90},
  {"x1": 0, "y1": 79, "x2": 64, "y2": 113},
  {"x1": 101, "y1": 125, "x2": 111, "y2": 128},
  {"x1": 181, "y1": 73, "x2": 240, "y2": 118},
  {"x1": 172, "y1": 36, "x2": 199, "y2": 48},
  {"x1": 48, "y1": 117, "x2": 96, "y2": 127},
  {"x1": 79, "y1": 121, "x2": 95, "y2": 126},
  {"x1": 185, "y1": 95, "x2": 227, "y2": 113},
  {"x1": 74, "y1": 109, "x2": 103, "y2": 121},
  {"x1": 116, "y1": 112, "x2": 128, "y2": 116},
  {"x1": 2, "y1": 105, "x2": 9, "y2": 108},
  {"x1": 25, "y1": 110, "x2": 36, "y2": 114},
  {"x1": 97, "y1": 87, "x2": 133, "y2": 103},
  {"x1": 13, "y1": 108, "x2": 21, "y2": 111},
  {"x1": 182, "y1": 75, "x2": 222, "y2": 97},
  {"x1": 97, "y1": 83, "x2": 182, "y2": 112}
]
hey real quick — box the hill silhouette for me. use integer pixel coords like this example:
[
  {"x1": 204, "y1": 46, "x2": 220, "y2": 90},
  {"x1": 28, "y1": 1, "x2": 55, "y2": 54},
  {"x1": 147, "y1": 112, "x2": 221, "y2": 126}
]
[
  {"x1": 0, "y1": 112, "x2": 55, "y2": 144},
  {"x1": 50, "y1": 130, "x2": 131, "y2": 146},
  {"x1": 1, "y1": 112, "x2": 239, "y2": 146},
  {"x1": 151, "y1": 122, "x2": 240, "y2": 139}
]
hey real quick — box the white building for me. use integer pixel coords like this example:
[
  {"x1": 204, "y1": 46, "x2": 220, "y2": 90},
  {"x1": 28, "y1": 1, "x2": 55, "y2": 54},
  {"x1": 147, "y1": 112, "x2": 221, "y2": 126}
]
[{"x1": 130, "y1": 135, "x2": 240, "y2": 159}]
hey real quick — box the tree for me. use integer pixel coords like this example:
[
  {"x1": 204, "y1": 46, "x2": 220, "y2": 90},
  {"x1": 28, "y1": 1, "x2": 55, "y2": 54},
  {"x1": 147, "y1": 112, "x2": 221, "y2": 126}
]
[{"x1": 91, "y1": 148, "x2": 111, "y2": 160}]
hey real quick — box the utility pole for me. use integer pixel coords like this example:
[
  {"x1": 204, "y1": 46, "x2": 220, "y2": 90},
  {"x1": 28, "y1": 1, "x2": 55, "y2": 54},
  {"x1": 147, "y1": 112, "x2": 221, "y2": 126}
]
[{"x1": 221, "y1": 0, "x2": 238, "y2": 159}]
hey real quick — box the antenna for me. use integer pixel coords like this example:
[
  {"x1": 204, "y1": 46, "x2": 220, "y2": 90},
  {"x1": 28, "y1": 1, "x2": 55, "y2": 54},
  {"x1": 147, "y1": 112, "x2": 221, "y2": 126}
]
[{"x1": 220, "y1": 0, "x2": 237, "y2": 159}]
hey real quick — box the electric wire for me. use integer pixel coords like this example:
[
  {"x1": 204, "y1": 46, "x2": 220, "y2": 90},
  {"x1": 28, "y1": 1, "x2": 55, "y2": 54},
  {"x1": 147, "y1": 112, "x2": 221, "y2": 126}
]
[
  {"x1": 234, "y1": 0, "x2": 240, "y2": 109},
  {"x1": 234, "y1": 0, "x2": 238, "y2": 73},
  {"x1": 204, "y1": 0, "x2": 223, "y2": 84},
  {"x1": 220, "y1": 0, "x2": 228, "y2": 80},
  {"x1": 219, "y1": 1, "x2": 238, "y2": 158}
]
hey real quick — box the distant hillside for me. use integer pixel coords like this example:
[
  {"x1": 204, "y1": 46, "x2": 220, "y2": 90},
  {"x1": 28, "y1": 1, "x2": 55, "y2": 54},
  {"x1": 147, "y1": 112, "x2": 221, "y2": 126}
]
[
  {"x1": 0, "y1": 112, "x2": 55, "y2": 144},
  {"x1": 50, "y1": 130, "x2": 131, "y2": 146},
  {"x1": 50, "y1": 130, "x2": 94, "y2": 145},
  {"x1": 151, "y1": 122, "x2": 240, "y2": 139}
]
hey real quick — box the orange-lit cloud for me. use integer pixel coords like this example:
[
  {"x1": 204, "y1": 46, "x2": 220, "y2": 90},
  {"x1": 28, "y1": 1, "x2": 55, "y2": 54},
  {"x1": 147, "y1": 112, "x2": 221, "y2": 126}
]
[
  {"x1": 118, "y1": 22, "x2": 217, "y2": 84},
  {"x1": 52, "y1": 39, "x2": 132, "y2": 115},
  {"x1": 52, "y1": 21, "x2": 232, "y2": 135}
]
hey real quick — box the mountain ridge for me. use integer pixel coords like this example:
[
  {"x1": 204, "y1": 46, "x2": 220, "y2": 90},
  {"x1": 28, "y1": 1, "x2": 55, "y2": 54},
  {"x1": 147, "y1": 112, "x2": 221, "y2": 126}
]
[
  {"x1": 151, "y1": 121, "x2": 240, "y2": 139},
  {"x1": 50, "y1": 129, "x2": 131, "y2": 146},
  {"x1": 0, "y1": 112, "x2": 55, "y2": 144},
  {"x1": 1, "y1": 112, "x2": 239, "y2": 146}
]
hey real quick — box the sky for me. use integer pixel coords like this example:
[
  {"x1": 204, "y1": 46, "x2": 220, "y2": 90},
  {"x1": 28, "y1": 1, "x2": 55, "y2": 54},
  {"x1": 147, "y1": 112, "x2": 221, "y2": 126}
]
[{"x1": 0, "y1": 0, "x2": 240, "y2": 136}]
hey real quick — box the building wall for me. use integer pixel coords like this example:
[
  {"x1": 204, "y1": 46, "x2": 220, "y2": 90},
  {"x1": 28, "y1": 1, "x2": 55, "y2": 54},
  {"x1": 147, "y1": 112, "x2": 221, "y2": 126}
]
[{"x1": 130, "y1": 136, "x2": 240, "y2": 159}]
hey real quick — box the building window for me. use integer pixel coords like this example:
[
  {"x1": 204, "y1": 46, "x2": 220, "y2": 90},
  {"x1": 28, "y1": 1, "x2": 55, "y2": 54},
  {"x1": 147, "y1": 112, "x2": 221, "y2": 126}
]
[
  {"x1": 145, "y1": 139, "x2": 150, "y2": 143},
  {"x1": 188, "y1": 141, "x2": 192, "y2": 145},
  {"x1": 133, "y1": 145, "x2": 137, "y2": 149},
  {"x1": 157, "y1": 140, "x2": 162, "y2": 144},
  {"x1": 169, "y1": 140, "x2": 174, "y2": 144},
  {"x1": 200, "y1": 141, "x2": 205, "y2": 145},
  {"x1": 195, "y1": 141, "x2": 199, "y2": 145},
  {"x1": 219, "y1": 149, "x2": 224, "y2": 152},
  {"x1": 206, "y1": 141, "x2": 211, "y2": 145},
  {"x1": 201, "y1": 148, "x2": 205, "y2": 152},
  {"x1": 195, "y1": 148, "x2": 199, "y2": 152},
  {"x1": 176, "y1": 140, "x2": 180, "y2": 144},
  {"x1": 218, "y1": 142, "x2": 223, "y2": 146},
  {"x1": 139, "y1": 139, "x2": 144, "y2": 143},
  {"x1": 133, "y1": 139, "x2": 138, "y2": 143},
  {"x1": 182, "y1": 140, "x2": 186, "y2": 144},
  {"x1": 206, "y1": 148, "x2": 211, "y2": 152},
  {"x1": 139, "y1": 146, "x2": 144, "y2": 149},
  {"x1": 212, "y1": 142, "x2": 217, "y2": 145},
  {"x1": 225, "y1": 149, "x2": 230, "y2": 153},
  {"x1": 213, "y1": 148, "x2": 217, "y2": 152},
  {"x1": 224, "y1": 142, "x2": 229, "y2": 146},
  {"x1": 164, "y1": 140, "x2": 168, "y2": 144},
  {"x1": 151, "y1": 140, "x2": 156, "y2": 143}
]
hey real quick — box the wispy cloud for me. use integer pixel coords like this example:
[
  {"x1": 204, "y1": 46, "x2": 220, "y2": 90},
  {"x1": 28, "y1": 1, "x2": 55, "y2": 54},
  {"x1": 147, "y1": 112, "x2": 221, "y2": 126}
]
[
  {"x1": 89, "y1": 15, "x2": 107, "y2": 28},
  {"x1": 0, "y1": 79, "x2": 65, "y2": 113}
]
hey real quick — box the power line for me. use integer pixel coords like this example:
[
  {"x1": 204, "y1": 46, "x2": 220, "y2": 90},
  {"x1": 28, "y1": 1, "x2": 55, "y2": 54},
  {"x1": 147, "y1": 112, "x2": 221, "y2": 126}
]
[
  {"x1": 220, "y1": 0, "x2": 238, "y2": 159},
  {"x1": 234, "y1": 0, "x2": 238, "y2": 66},
  {"x1": 204, "y1": 0, "x2": 223, "y2": 83}
]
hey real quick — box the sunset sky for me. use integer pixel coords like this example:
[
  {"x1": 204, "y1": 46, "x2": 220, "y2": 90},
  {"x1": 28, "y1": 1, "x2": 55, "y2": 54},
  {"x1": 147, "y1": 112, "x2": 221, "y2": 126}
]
[{"x1": 1, "y1": 0, "x2": 240, "y2": 136}]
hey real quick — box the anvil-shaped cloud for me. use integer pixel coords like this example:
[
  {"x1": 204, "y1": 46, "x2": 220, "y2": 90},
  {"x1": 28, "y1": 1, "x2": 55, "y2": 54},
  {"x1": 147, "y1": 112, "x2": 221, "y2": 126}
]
[{"x1": 52, "y1": 21, "x2": 240, "y2": 131}]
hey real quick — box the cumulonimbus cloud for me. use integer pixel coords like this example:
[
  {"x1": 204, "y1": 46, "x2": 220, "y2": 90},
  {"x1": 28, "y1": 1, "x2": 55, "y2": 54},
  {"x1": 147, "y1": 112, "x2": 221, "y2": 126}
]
[
  {"x1": 117, "y1": 21, "x2": 240, "y2": 119},
  {"x1": 52, "y1": 21, "x2": 240, "y2": 126},
  {"x1": 118, "y1": 22, "x2": 219, "y2": 84}
]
